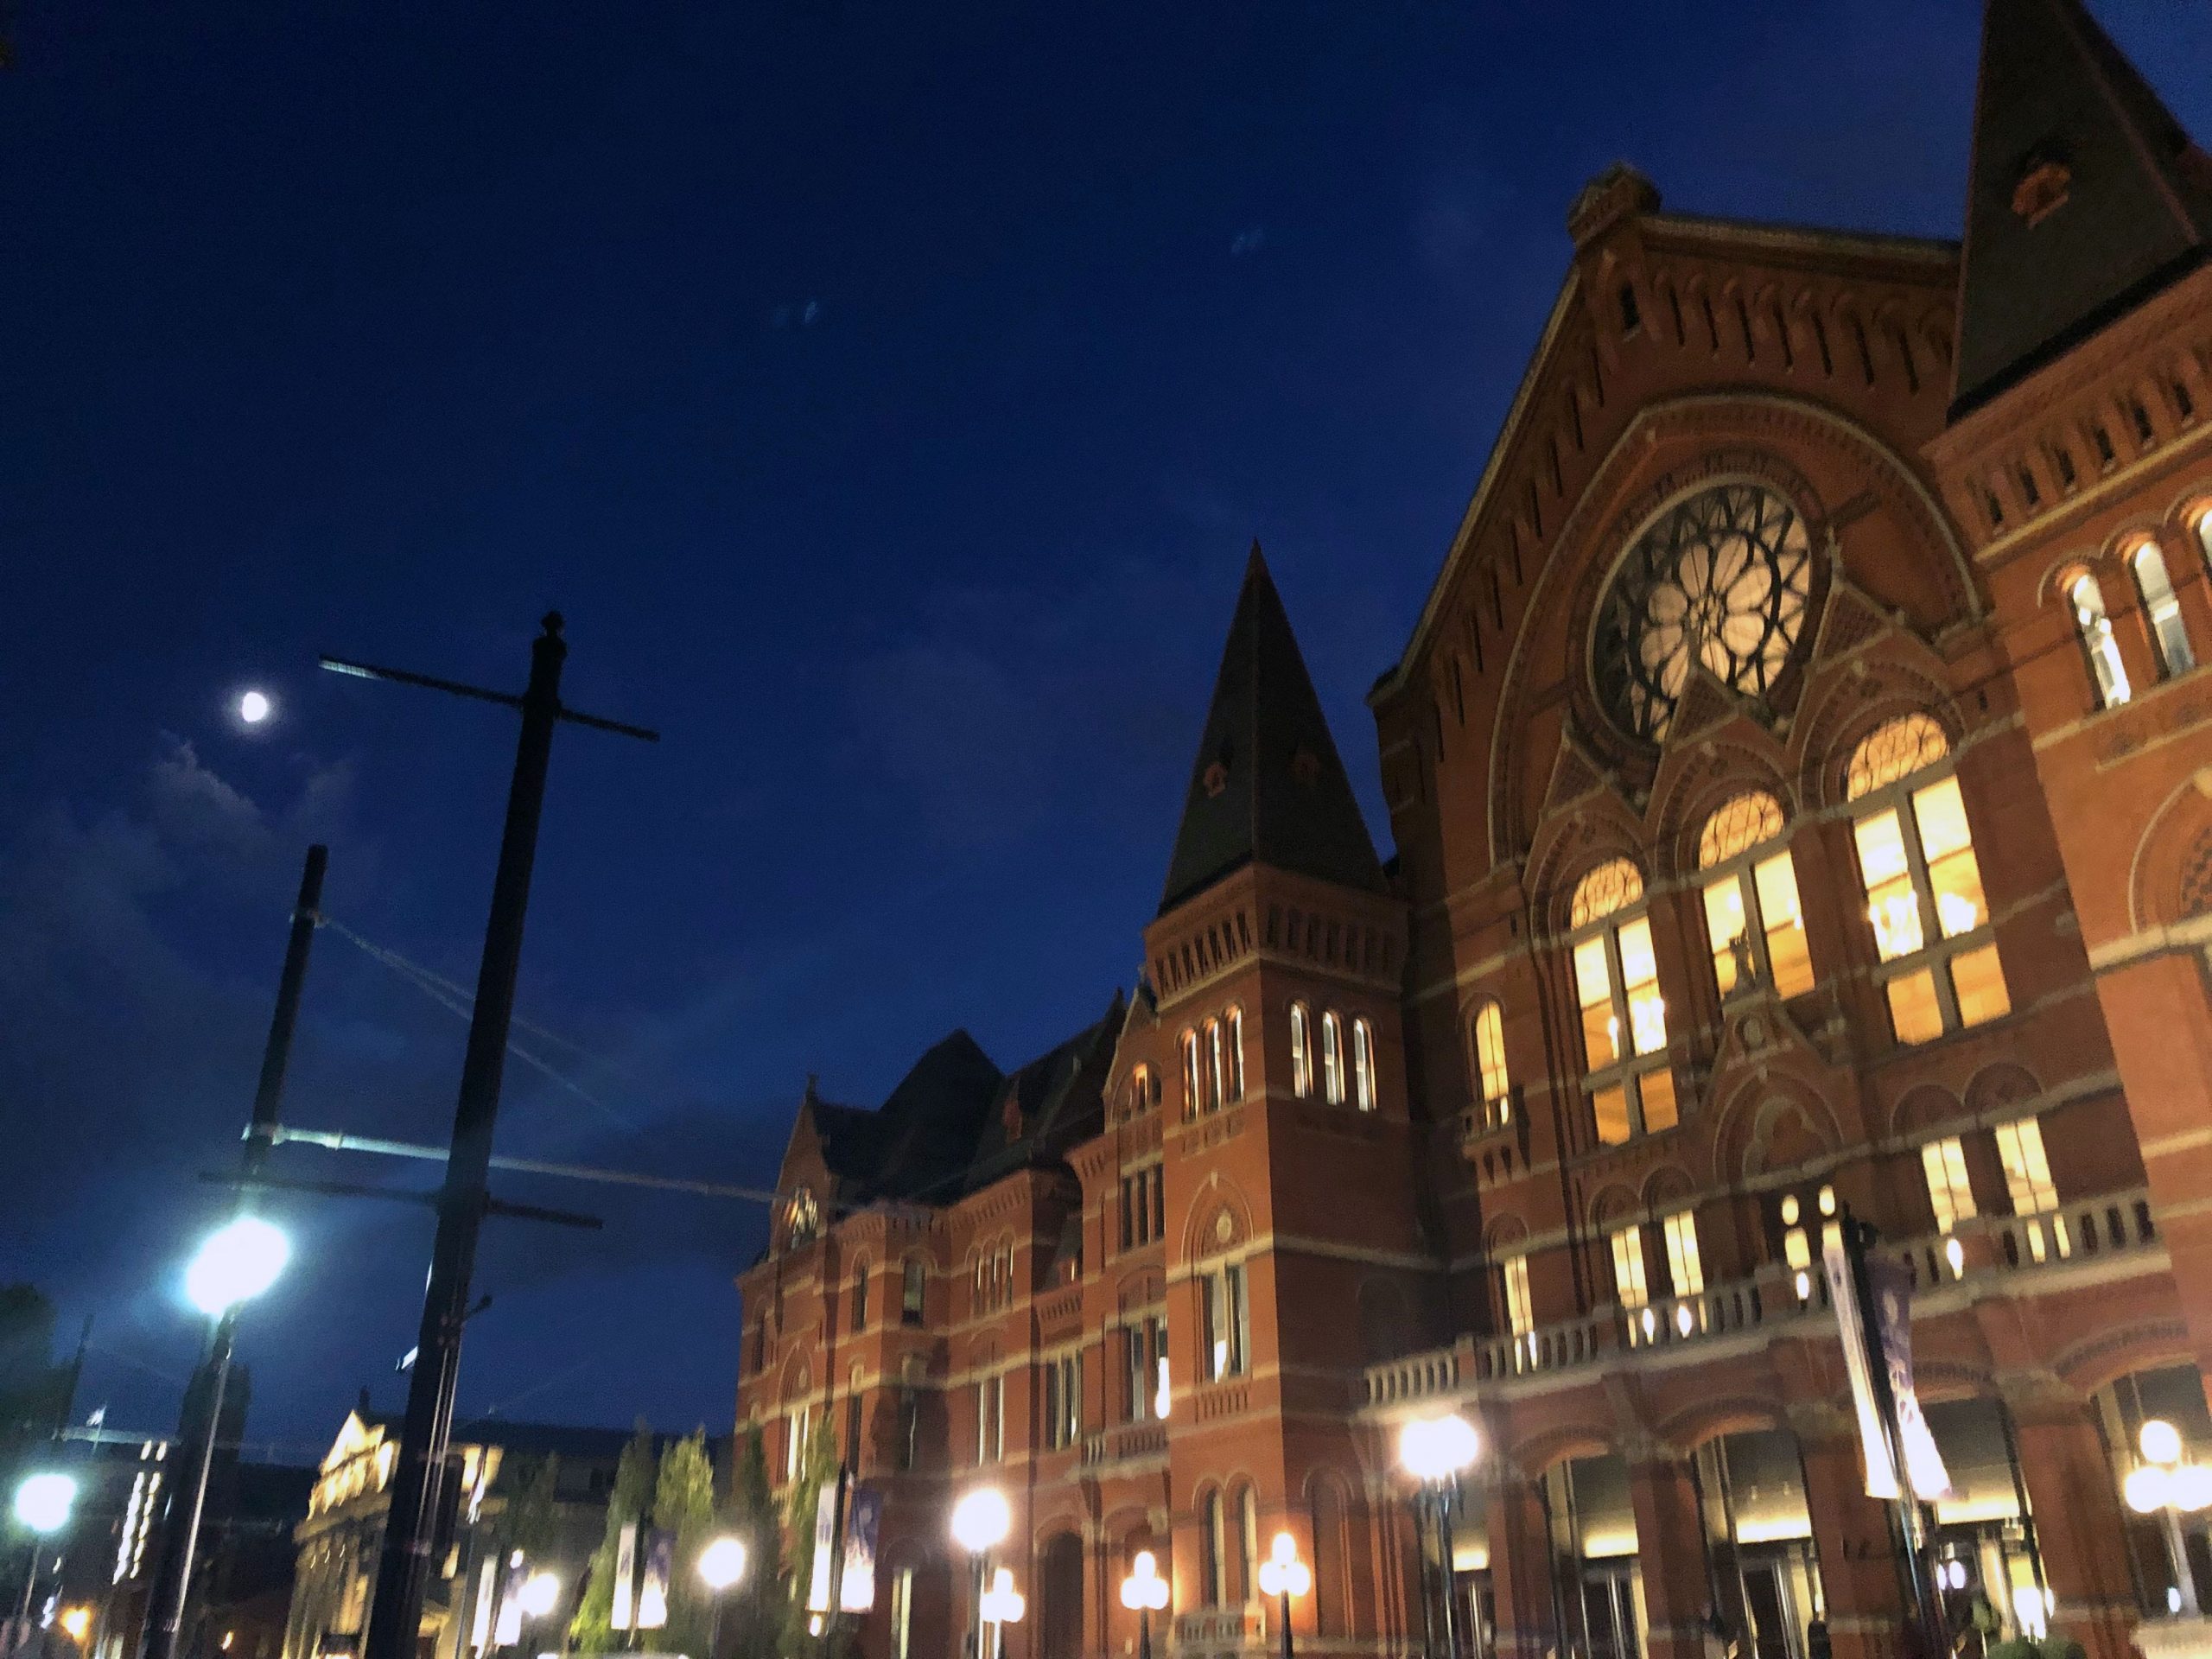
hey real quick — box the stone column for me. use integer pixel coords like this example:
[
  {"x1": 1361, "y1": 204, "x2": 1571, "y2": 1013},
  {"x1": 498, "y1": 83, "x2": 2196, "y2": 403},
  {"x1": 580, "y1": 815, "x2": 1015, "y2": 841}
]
[
  {"x1": 1626, "y1": 1454, "x2": 1715, "y2": 1659},
  {"x1": 1485, "y1": 1467, "x2": 1556, "y2": 1659},
  {"x1": 2006, "y1": 1389, "x2": 2139, "y2": 1659},
  {"x1": 1793, "y1": 1412, "x2": 1908, "y2": 1659}
]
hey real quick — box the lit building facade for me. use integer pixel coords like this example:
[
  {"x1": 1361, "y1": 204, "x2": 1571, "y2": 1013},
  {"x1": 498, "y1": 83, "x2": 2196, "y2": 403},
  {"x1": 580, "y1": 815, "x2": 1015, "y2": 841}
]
[{"x1": 734, "y1": 6, "x2": 2212, "y2": 1659}]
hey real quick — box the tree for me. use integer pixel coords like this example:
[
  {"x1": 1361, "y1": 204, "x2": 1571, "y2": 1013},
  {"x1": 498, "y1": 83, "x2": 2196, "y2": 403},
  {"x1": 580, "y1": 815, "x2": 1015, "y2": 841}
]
[
  {"x1": 776, "y1": 1423, "x2": 848, "y2": 1659},
  {"x1": 652, "y1": 1433, "x2": 717, "y2": 1659},
  {"x1": 495, "y1": 1454, "x2": 563, "y2": 1565},
  {"x1": 570, "y1": 1424, "x2": 656, "y2": 1655},
  {"x1": 719, "y1": 1426, "x2": 780, "y2": 1659}
]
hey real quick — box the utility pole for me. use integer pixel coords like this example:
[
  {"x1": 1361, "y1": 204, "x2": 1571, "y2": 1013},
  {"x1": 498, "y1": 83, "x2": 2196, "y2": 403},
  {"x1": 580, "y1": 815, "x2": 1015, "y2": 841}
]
[
  {"x1": 337, "y1": 615, "x2": 655, "y2": 1659},
  {"x1": 139, "y1": 844, "x2": 329, "y2": 1659}
]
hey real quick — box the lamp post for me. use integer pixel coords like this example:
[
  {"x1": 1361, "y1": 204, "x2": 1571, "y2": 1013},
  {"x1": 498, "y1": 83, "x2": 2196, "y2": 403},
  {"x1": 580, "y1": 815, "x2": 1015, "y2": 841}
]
[
  {"x1": 1256, "y1": 1533, "x2": 1311, "y2": 1659},
  {"x1": 951, "y1": 1489, "x2": 1013, "y2": 1659},
  {"x1": 1118, "y1": 1551, "x2": 1169, "y2": 1659},
  {"x1": 1399, "y1": 1414, "x2": 1481, "y2": 1659},
  {"x1": 11, "y1": 1472, "x2": 77, "y2": 1637},
  {"x1": 697, "y1": 1536, "x2": 747, "y2": 1657},
  {"x1": 978, "y1": 1567, "x2": 1026, "y2": 1659},
  {"x1": 2125, "y1": 1418, "x2": 2212, "y2": 1617}
]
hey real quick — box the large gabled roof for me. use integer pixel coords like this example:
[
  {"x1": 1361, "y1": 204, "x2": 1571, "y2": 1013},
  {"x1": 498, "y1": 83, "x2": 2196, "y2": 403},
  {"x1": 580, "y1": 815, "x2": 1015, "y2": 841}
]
[
  {"x1": 1950, "y1": 0, "x2": 2212, "y2": 414},
  {"x1": 1159, "y1": 545, "x2": 1385, "y2": 915}
]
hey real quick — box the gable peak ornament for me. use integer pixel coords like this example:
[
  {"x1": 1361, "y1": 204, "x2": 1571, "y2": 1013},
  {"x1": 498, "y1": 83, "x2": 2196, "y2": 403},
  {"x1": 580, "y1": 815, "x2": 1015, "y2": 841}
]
[
  {"x1": 1202, "y1": 760, "x2": 1230, "y2": 798},
  {"x1": 2012, "y1": 147, "x2": 2073, "y2": 228}
]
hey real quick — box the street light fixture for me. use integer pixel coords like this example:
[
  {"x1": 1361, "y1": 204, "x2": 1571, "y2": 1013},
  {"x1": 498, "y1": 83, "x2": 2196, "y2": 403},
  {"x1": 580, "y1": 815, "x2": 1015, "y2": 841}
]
[
  {"x1": 2126, "y1": 1418, "x2": 2212, "y2": 1617},
  {"x1": 184, "y1": 1217, "x2": 291, "y2": 1318},
  {"x1": 952, "y1": 1490, "x2": 1014, "y2": 1659},
  {"x1": 1119, "y1": 1550, "x2": 1169, "y2": 1659},
  {"x1": 1256, "y1": 1533, "x2": 1311, "y2": 1659},
  {"x1": 698, "y1": 1536, "x2": 747, "y2": 1656},
  {"x1": 1398, "y1": 1414, "x2": 1481, "y2": 1659},
  {"x1": 11, "y1": 1472, "x2": 77, "y2": 1639}
]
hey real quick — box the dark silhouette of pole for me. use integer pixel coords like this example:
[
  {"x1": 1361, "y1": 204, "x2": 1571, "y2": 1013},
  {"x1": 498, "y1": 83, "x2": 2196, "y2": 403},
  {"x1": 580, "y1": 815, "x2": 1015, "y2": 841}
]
[
  {"x1": 139, "y1": 844, "x2": 328, "y2": 1659},
  {"x1": 346, "y1": 616, "x2": 654, "y2": 1659}
]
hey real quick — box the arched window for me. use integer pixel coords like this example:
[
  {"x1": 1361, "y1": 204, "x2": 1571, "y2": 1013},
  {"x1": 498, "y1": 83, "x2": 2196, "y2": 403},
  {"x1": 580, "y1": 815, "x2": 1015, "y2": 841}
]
[
  {"x1": 1205, "y1": 1018, "x2": 1225, "y2": 1113},
  {"x1": 1181, "y1": 1030, "x2": 1204, "y2": 1119},
  {"x1": 1567, "y1": 858, "x2": 1675, "y2": 1145},
  {"x1": 851, "y1": 1259, "x2": 869, "y2": 1332},
  {"x1": 2133, "y1": 540, "x2": 2195, "y2": 677},
  {"x1": 1696, "y1": 791, "x2": 1814, "y2": 999},
  {"x1": 1308, "y1": 1477, "x2": 1347, "y2": 1636},
  {"x1": 1471, "y1": 1001, "x2": 1511, "y2": 1123},
  {"x1": 2196, "y1": 507, "x2": 2212, "y2": 569},
  {"x1": 2069, "y1": 573, "x2": 2133, "y2": 708},
  {"x1": 901, "y1": 1258, "x2": 925, "y2": 1325},
  {"x1": 1224, "y1": 1007, "x2": 1244, "y2": 1103},
  {"x1": 1288, "y1": 1004, "x2": 1313, "y2": 1098},
  {"x1": 1127, "y1": 1065, "x2": 1155, "y2": 1119},
  {"x1": 1199, "y1": 1489, "x2": 1225, "y2": 1605},
  {"x1": 1351, "y1": 1018, "x2": 1376, "y2": 1111},
  {"x1": 783, "y1": 1186, "x2": 820, "y2": 1249},
  {"x1": 1319, "y1": 1011, "x2": 1346, "y2": 1105},
  {"x1": 1230, "y1": 1484, "x2": 1259, "y2": 1604},
  {"x1": 1846, "y1": 715, "x2": 2009, "y2": 1044}
]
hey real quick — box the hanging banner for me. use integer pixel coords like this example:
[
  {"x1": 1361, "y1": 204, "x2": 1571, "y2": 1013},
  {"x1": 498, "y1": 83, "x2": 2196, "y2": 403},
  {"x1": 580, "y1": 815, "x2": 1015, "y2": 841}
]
[
  {"x1": 805, "y1": 1476, "x2": 843, "y2": 1613},
  {"x1": 611, "y1": 1521, "x2": 638, "y2": 1631},
  {"x1": 1822, "y1": 1236, "x2": 1951, "y2": 1502},
  {"x1": 839, "y1": 1485, "x2": 882, "y2": 1613},
  {"x1": 637, "y1": 1529, "x2": 674, "y2": 1630}
]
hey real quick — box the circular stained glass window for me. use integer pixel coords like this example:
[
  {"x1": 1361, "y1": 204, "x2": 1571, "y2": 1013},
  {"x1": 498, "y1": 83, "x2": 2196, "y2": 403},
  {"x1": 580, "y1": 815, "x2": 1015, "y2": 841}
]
[{"x1": 1593, "y1": 482, "x2": 1814, "y2": 743}]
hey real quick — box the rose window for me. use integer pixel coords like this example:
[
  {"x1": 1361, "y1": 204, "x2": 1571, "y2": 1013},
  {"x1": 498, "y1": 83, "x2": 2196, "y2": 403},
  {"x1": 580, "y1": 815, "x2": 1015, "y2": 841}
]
[{"x1": 1593, "y1": 482, "x2": 1814, "y2": 742}]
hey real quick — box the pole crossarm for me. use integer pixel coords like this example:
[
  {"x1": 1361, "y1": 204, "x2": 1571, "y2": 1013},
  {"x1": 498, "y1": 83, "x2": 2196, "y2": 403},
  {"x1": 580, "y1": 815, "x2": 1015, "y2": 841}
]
[{"x1": 318, "y1": 617, "x2": 660, "y2": 744}]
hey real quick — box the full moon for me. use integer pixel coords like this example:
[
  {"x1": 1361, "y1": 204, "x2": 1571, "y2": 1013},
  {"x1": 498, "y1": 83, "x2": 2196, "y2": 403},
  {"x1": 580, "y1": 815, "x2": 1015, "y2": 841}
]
[{"x1": 238, "y1": 690, "x2": 272, "y2": 725}]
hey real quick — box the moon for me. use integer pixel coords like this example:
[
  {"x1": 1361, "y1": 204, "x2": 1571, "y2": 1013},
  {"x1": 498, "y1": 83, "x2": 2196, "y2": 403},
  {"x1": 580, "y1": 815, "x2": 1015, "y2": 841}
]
[{"x1": 239, "y1": 690, "x2": 272, "y2": 725}]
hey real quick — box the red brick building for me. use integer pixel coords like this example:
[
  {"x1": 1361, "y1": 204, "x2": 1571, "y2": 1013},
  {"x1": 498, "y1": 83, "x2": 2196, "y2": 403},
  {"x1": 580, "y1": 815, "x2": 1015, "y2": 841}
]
[{"x1": 735, "y1": 7, "x2": 2212, "y2": 1659}]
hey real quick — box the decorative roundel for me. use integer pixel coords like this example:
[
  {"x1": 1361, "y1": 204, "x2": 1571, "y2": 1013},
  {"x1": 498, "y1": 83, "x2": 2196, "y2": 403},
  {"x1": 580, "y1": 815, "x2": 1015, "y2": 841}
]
[{"x1": 1592, "y1": 482, "x2": 1815, "y2": 743}]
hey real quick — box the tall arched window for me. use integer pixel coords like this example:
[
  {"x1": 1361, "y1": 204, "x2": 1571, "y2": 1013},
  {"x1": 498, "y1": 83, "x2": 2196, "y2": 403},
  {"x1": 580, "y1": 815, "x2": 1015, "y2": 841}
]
[
  {"x1": 1224, "y1": 1007, "x2": 1244, "y2": 1103},
  {"x1": 851, "y1": 1259, "x2": 869, "y2": 1332},
  {"x1": 1696, "y1": 791, "x2": 1814, "y2": 999},
  {"x1": 1846, "y1": 715, "x2": 2009, "y2": 1044},
  {"x1": 1471, "y1": 1001, "x2": 1510, "y2": 1124},
  {"x1": 1199, "y1": 1489, "x2": 1224, "y2": 1605},
  {"x1": 1230, "y1": 1484, "x2": 1258, "y2": 1604},
  {"x1": 1309, "y1": 1477, "x2": 1347, "y2": 1636},
  {"x1": 1319, "y1": 1012, "x2": 1346, "y2": 1105},
  {"x1": 2133, "y1": 540, "x2": 2195, "y2": 677},
  {"x1": 1204, "y1": 1018, "x2": 1225, "y2": 1113},
  {"x1": 901, "y1": 1258, "x2": 925, "y2": 1325},
  {"x1": 1181, "y1": 1030, "x2": 1203, "y2": 1119},
  {"x1": 2069, "y1": 572, "x2": 2133, "y2": 708},
  {"x1": 1567, "y1": 858, "x2": 1675, "y2": 1145},
  {"x1": 1351, "y1": 1018, "x2": 1376, "y2": 1111},
  {"x1": 1288, "y1": 1004, "x2": 1313, "y2": 1098}
]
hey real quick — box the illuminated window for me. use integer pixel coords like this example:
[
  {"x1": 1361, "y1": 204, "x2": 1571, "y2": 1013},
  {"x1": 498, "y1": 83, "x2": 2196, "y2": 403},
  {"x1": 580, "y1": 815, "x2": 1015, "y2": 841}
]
[
  {"x1": 851, "y1": 1259, "x2": 869, "y2": 1332},
  {"x1": 1204, "y1": 1019, "x2": 1225, "y2": 1113},
  {"x1": 1920, "y1": 1137, "x2": 1976, "y2": 1233},
  {"x1": 1609, "y1": 1225, "x2": 1649, "y2": 1308},
  {"x1": 785, "y1": 1402, "x2": 810, "y2": 1482},
  {"x1": 2069, "y1": 573, "x2": 2133, "y2": 708},
  {"x1": 976, "y1": 1371, "x2": 1003, "y2": 1464},
  {"x1": 1288, "y1": 1003, "x2": 1313, "y2": 1098},
  {"x1": 1202, "y1": 1262, "x2": 1249, "y2": 1381},
  {"x1": 1319, "y1": 1012, "x2": 1346, "y2": 1105},
  {"x1": 1200, "y1": 1491, "x2": 1225, "y2": 1606},
  {"x1": 901, "y1": 1259, "x2": 925, "y2": 1325},
  {"x1": 1569, "y1": 859, "x2": 1675, "y2": 1143},
  {"x1": 1471, "y1": 1001, "x2": 1511, "y2": 1122},
  {"x1": 2133, "y1": 541, "x2": 2195, "y2": 677},
  {"x1": 1125, "y1": 1314, "x2": 1166, "y2": 1422},
  {"x1": 891, "y1": 1567, "x2": 915, "y2": 1659},
  {"x1": 1996, "y1": 1117, "x2": 2070, "y2": 1262},
  {"x1": 1846, "y1": 718, "x2": 2010, "y2": 1045},
  {"x1": 783, "y1": 1186, "x2": 820, "y2": 1248},
  {"x1": 1351, "y1": 1018, "x2": 1377, "y2": 1111},
  {"x1": 1697, "y1": 791, "x2": 1814, "y2": 999},
  {"x1": 1661, "y1": 1211, "x2": 1705, "y2": 1297},
  {"x1": 1224, "y1": 1008, "x2": 1244, "y2": 1103},
  {"x1": 1182, "y1": 1031, "x2": 1204, "y2": 1119},
  {"x1": 1043, "y1": 1351, "x2": 1084, "y2": 1450},
  {"x1": 2197, "y1": 510, "x2": 2212, "y2": 569},
  {"x1": 1501, "y1": 1255, "x2": 1535, "y2": 1338}
]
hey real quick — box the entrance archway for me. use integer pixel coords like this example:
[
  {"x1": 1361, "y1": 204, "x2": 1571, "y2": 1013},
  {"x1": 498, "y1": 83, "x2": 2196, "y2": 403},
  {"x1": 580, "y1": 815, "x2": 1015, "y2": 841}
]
[{"x1": 1039, "y1": 1532, "x2": 1084, "y2": 1659}]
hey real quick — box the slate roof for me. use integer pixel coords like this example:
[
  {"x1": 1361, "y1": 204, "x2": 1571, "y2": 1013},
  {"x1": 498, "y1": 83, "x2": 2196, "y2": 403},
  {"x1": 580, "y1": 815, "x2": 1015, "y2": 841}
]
[
  {"x1": 1951, "y1": 0, "x2": 2212, "y2": 415},
  {"x1": 1158, "y1": 546, "x2": 1386, "y2": 916}
]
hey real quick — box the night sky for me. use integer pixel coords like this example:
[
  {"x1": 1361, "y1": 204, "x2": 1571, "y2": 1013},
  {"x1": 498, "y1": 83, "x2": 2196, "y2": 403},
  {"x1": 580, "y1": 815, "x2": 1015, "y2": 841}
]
[{"x1": 4, "y1": 0, "x2": 2207, "y2": 1464}]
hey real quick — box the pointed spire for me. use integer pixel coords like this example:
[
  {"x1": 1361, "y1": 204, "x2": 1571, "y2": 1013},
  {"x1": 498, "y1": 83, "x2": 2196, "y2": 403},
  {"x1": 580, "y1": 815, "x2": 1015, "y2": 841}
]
[
  {"x1": 1158, "y1": 544, "x2": 1385, "y2": 916},
  {"x1": 1951, "y1": 0, "x2": 2212, "y2": 415}
]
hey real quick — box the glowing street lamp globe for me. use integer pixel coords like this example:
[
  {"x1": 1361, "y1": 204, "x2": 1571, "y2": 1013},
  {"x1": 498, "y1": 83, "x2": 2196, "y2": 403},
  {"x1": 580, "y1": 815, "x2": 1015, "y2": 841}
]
[
  {"x1": 185, "y1": 1217, "x2": 291, "y2": 1318},
  {"x1": 980, "y1": 1567, "x2": 1026, "y2": 1626},
  {"x1": 13, "y1": 1471, "x2": 78, "y2": 1535},
  {"x1": 1256, "y1": 1533, "x2": 1311, "y2": 1600},
  {"x1": 951, "y1": 1487, "x2": 1012, "y2": 1554},
  {"x1": 698, "y1": 1536, "x2": 747, "y2": 1592},
  {"x1": 1119, "y1": 1550, "x2": 1169, "y2": 1611},
  {"x1": 1399, "y1": 1413, "x2": 1481, "y2": 1484},
  {"x1": 2143, "y1": 1420, "x2": 2187, "y2": 1467},
  {"x1": 518, "y1": 1573, "x2": 561, "y2": 1619}
]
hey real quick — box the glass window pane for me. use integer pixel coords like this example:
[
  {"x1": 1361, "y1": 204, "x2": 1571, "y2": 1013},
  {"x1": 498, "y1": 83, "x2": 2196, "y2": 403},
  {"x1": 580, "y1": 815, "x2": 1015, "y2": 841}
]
[
  {"x1": 1637, "y1": 1066, "x2": 1679, "y2": 1134},
  {"x1": 1610, "y1": 1227, "x2": 1649, "y2": 1307},
  {"x1": 1503, "y1": 1255, "x2": 1534, "y2": 1337},
  {"x1": 1618, "y1": 918, "x2": 1666, "y2": 1055},
  {"x1": 1576, "y1": 936, "x2": 1619, "y2": 1068},
  {"x1": 1856, "y1": 810, "x2": 1925, "y2": 961},
  {"x1": 1885, "y1": 969, "x2": 1944, "y2": 1045},
  {"x1": 1914, "y1": 779, "x2": 1991, "y2": 938},
  {"x1": 1592, "y1": 1085, "x2": 1631, "y2": 1146},
  {"x1": 1703, "y1": 877, "x2": 1748, "y2": 995},
  {"x1": 1911, "y1": 776, "x2": 1972, "y2": 859},
  {"x1": 1475, "y1": 1003, "x2": 1510, "y2": 1106},
  {"x1": 1995, "y1": 1117, "x2": 2059, "y2": 1212},
  {"x1": 1754, "y1": 851, "x2": 1815, "y2": 995},
  {"x1": 1949, "y1": 943, "x2": 2011, "y2": 1027},
  {"x1": 1662, "y1": 1211, "x2": 1705, "y2": 1296},
  {"x1": 1921, "y1": 1137, "x2": 1975, "y2": 1231}
]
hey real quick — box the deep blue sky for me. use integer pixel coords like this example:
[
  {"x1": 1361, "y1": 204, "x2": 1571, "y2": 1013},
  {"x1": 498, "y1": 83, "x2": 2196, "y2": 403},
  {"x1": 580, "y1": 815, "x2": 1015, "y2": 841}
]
[{"x1": 4, "y1": 0, "x2": 2207, "y2": 1461}]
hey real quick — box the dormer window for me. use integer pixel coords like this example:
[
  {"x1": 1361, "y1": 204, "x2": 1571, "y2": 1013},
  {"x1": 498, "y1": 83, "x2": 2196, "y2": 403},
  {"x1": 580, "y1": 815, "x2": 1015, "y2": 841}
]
[{"x1": 783, "y1": 1187, "x2": 820, "y2": 1249}]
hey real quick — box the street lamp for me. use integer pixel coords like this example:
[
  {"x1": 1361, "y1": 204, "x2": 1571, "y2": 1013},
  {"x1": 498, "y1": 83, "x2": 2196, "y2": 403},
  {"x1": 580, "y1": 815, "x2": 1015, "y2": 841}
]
[
  {"x1": 698, "y1": 1536, "x2": 747, "y2": 1656},
  {"x1": 2125, "y1": 1418, "x2": 2212, "y2": 1617},
  {"x1": 145, "y1": 1217, "x2": 291, "y2": 1659},
  {"x1": 1256, "y1": 1534, "x2": 1311, "y2": 1659},
  {"x1": 1119, "y1": 1550, "x2": 1169, "y2": 1659},
  {"x1": 1399, "y1": 1414, "x2": 1481, "y2": 1659},
  {"x1": 518, "y1": 1569, "x2": 561, "y2": 1653},
  {"x1": 952, "y1": 1491, "x2": 1014, "y2": 1659},
  {"x1": 11, "y1": 1473, "x2": 77, "y2": 1636},
  {"x1": 978, "y1": 1567, "x2": 1026, "y2": 1659}
]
